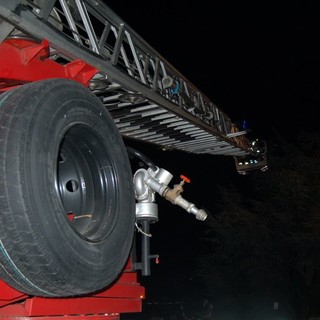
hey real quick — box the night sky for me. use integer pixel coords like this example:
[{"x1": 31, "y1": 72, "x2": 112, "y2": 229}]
[
  {"x1": 103, "y1": 0, "x2": 320, "y2": 316},
  {"x1": 106, "y1": 0, "x2": 320, "y2": 143}
]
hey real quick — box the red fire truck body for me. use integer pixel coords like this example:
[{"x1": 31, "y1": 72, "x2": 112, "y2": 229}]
[{"x1": 0, "y1": 1, "x2": 267, "y2": 319}]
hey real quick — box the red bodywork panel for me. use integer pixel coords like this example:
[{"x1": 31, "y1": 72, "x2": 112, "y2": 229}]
[
  {"x1": 0, "y1": 38, "x2": 145, "y2": 319},
  {"x1": 0, "y1": 260, "x2": 145, "y2": 319},
  {"x1": 0, "y1": 38, "x2": 98, "y2": 90}
]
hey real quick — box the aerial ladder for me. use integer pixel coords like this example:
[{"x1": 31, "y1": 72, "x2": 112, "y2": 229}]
[{"x1": 0, "y1": 1, "x2": 268, "y2": 319}]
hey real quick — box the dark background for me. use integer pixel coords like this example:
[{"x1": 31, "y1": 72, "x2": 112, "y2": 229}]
[
  {"x1": 103, "y1": 1, "x2": 320, "y2": 319},
  {"x1": 106, "y1": 0, "x2": 320, "y2": 142}
]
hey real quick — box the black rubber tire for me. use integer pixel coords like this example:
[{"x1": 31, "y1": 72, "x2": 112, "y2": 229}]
[{"x1": 0, "y1": 79, "x2": 135, "y2": 297}]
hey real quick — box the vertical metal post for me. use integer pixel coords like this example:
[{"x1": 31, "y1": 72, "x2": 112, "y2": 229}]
[{"x1": 141, "y1": 219, "x2": 151, "y2": 276}]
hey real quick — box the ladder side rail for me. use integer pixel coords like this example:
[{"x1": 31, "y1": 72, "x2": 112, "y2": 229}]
[
  {"x1": 75, "y1": 0, "x2": 100, "y2": 53},
  {"x1": 141, "y1": 55, "x2": 152, "y2": 87},
  {"x1": 111, "y1": 24, "x2": 135, "y2": 77},
  {"x1": 0, "y1": 0, "x2": 250, "y2": 154},
  {"x1": 98, "y1": 22, "x2": 111, "y2": 57},
  {"x1": 59, "y1": 0, "x2": 244, "y2": 139},
  {"x1": 125, "y1": 30, "x2": 147, "y2": 84},
  {"x1": 151, "y1": 58, "x2": 161, "y2": 92},
  {"x1": 59, "y1": 0, "x2": 83, "y2": 44},
  {"x1": 0, "y1": 20, "x2": 15, "y2": 42}
]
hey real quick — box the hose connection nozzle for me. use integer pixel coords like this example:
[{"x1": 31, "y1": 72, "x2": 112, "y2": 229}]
[{"x1": 162, "y1": 175, "x2": 208, "y2": 221}]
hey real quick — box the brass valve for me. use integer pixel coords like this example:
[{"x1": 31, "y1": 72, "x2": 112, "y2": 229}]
[
  {"x1": 162, "y1": 174, "x2": 207, "y2": 221},
  {"x1": 163, "y1": 175, "x2": 190, "y2": 204}
]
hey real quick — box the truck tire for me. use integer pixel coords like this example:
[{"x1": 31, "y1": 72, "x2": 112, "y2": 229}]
[{"x1": 0, "y1": 79, "x2": 135, "y2": 297}]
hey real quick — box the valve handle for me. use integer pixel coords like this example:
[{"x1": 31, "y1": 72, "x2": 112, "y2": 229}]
[{"x1": 180, "y1": 175, "x2": 191, "y2": 183}]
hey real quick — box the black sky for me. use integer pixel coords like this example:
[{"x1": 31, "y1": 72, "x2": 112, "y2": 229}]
[
  {"x1": 106, "y1": 0, "x2": 320, "y2": 143},
  {"x1": 105, "y1": 0, "x2": 320, "y2": 307}
]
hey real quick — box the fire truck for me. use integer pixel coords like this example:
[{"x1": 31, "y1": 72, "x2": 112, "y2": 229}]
[{"x1": 0, "y1": 1, "x2": 268, "y2": 319}]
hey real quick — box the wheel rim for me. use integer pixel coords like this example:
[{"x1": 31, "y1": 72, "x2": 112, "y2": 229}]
[{"x1": 56, "y1": 124, "x2": 117, "y2": 242}]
